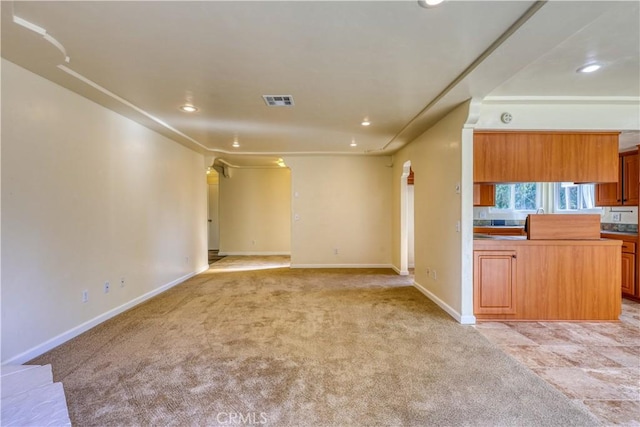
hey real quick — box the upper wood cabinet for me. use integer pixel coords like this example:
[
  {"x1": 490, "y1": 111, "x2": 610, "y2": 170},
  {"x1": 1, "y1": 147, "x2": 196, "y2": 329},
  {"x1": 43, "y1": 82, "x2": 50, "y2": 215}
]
[
  {"x1": 595, "y1": 151, "x2": 638, "y2": 206},
  {"x1": 622, "y1": 152, "x2": 639, "y2": 205},
  {"x1": 473, "y1": 184, "x2": 495, "y2": 206},
  {"x1": 474, "y1": 131, "x2": 619, "y2": 183}
]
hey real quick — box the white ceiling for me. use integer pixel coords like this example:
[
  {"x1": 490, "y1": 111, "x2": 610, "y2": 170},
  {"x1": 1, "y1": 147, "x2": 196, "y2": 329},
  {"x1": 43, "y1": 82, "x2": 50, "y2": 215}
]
[{"x1": 2, "y1": 1, "x2": 639, "y2": 166}]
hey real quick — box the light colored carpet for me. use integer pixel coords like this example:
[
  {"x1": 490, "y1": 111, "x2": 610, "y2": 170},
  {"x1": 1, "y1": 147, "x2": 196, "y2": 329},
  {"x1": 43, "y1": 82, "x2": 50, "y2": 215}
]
[{"x1": 30, "y1": 256, "x2": 600, "y2": 426}]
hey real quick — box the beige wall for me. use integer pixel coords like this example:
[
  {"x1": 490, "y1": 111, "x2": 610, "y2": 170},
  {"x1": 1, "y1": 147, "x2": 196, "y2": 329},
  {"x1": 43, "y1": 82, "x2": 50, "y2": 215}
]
[
  {"x1": 1, "y1": 60, "x2": 208, "y2": 363},
  {"x1": 218, "y1": 168, "x2": 291, "y2": 255},
  {"x1": 286, "y1": 156, "x2": 392, "y2": 267},
  {"x1": 392, "y1": 101, "x2": 475, "y2": 322}
]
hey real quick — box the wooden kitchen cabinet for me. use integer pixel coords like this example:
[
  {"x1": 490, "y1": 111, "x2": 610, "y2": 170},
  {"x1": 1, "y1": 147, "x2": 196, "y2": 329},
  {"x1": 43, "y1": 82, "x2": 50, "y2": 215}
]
[
  {"x1": 622, "y1": 152, "x2": 639, "y2": 205},
  {"x1": 621, "y1": 252, "x2": 636, "y2": 296},
  {"x1": 473, "y1": 250, "x2": 517, "y2": 315},
  {"x1": 596, "y1": 151, "x2": 638, "y2": 206},
  {"x1": 602, "y1": 233, "x2": 638, "y2": 299},
  {"x1": 474, "y1": 239, "x2": 621, "y2": 321},
  {"x1": 474, "y1": 131, "x2": 619, "y2": 183},
  {"x1": 473, "y1": 184, "x2": 495, "y2": 206}
]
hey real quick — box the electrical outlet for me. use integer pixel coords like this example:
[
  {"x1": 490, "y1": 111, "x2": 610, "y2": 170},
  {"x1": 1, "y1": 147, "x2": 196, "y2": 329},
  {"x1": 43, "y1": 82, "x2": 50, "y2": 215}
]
[
  {"x1": 479, "y1": 211, "x2": 487, "y2": 219},
  {"x1": 612, "y1": 213, "x2": 622, "y2": 222},
  {"x1": 334, "y1": 248, "x2": 339, "y2": 255},
  {"x1": 104, "y1": 281, "x2": 110, "y2": 294},
  {"x1": 82, "y1": 290, "x2": 89, "y2": 303},
  {"x1": 426, "y1": 267, "x2": 431, "y2": 277},
  {"x1": 120, "y1": 277, "x2": 125, "y2": 288},
  {"x1": 185, "y1": 256, "x2": 189, "y2": 264},
  {"x1": 252, "y1": 240, "x2": 256, "y2": 246},
  {"x1": 432, "y1": 270, "x2": 437, "y2": 281},
  {"x1": 456, "y1": 221, "x2": 461, "y2": 233}
]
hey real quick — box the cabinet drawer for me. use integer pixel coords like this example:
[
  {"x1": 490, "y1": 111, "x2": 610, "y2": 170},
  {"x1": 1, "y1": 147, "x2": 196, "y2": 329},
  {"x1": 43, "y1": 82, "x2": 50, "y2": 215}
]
[{"x1": 621, "y1": 241, "x2": 636, "y2": 253}]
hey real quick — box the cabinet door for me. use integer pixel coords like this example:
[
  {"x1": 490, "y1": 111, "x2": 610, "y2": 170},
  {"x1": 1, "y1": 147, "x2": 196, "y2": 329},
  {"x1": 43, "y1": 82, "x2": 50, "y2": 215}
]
[
  {"x1": 473, "y1": 250, "x2": 517, "y2": 314},
  {"x1": 596, "y1": 156, "x2": 622, "y2": 206},
  {"x1": 621, "y1": 252, "x2": 636, "y2": 296},
  {"x1": 622, "y1": 153, "x2": 638, "y2": 206},
  {"x1": 473, "y1": 184, "x2": 495, "y2": 206},
  {"x1": 595, "y1": 182, "x2": 620, "y2": 206}
]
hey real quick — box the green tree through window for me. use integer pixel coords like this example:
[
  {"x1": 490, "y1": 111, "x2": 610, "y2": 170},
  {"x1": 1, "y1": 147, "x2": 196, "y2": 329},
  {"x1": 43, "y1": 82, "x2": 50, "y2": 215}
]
[{"x1": 494, "y1": 183, "x2": 539, "y2": 210}]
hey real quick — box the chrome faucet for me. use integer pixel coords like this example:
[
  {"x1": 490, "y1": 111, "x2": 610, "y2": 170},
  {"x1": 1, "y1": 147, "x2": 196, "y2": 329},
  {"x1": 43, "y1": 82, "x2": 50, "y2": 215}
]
[{"x1": 536, "y1": 208, "x2": 545, "y2": 214}]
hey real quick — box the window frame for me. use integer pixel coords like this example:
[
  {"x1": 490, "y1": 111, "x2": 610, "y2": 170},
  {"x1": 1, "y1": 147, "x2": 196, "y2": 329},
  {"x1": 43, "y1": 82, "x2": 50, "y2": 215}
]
[{"x1": 552, "y1": 182, "x2": 602, "y2": 214}]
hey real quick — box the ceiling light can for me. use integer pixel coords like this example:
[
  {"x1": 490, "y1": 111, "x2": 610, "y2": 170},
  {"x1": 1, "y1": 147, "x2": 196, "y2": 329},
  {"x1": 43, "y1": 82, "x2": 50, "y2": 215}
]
[
  {"x1": 179, "y1": 104, "x2": 198, "y2": 113},
  {"x1": 577, "y1": 63, "x2": 601, "y2": 73},
  {"x1": 418, "y1": 0, "x2": 445, "y2": 8}
]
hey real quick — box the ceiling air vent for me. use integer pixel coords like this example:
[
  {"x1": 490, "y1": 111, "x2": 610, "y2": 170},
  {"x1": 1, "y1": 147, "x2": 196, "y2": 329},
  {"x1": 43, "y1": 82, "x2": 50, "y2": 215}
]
[{"x1": 262, "y1": 95, "x2": 294, "y2": 107}]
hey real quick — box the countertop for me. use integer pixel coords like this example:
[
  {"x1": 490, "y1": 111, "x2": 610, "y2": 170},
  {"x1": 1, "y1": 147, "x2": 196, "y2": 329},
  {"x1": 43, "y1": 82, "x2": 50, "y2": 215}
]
[
  {"x1": 473, "y1": 234, "x2": 526, "y2": 240},
  {"x1": 600, "y1": 231, "x2": 638, "y2": 237},
  {"x1": 474, "y1": 236, "x2": 622, "y2": 246},
  {"x1": 473, "y1": 226, "x2": 524, "y2": 230}
]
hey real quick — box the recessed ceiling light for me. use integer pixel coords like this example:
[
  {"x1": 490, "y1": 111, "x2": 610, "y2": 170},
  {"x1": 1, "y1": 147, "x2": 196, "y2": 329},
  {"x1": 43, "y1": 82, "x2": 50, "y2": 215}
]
[
  {"x1": 418, "y1": 0, "x2": 445, "y2": 8},
  {"x1": 232, "y1": 140, "x2": 240, "y2": 148},
  {"x1": 179, "y1": 104, "x2": 198, "y2": 113},
  {"x1": 577, "y1": 63, "x2": 601, "y2": 73},
  {"x1": 350, "y1": 139, "x2": 358, "y2": 147},
  {"x1": 361, "y1": 118, "x2": 371, "y2": 126}
]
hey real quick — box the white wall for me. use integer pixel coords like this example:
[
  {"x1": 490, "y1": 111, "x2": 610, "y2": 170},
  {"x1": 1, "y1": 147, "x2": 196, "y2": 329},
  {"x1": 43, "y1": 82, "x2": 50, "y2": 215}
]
[
  {"x1": 392, "y1": 101, "x2": 475, "y2": 323},
  {"x1": 602, "y1": 206, "x2": 638, "y2": 225},
  {"x1": 477, "y1": 98, "x2": 640, "y2": 132},
  {"x1": 218, "y1": 167, "x2": 291, "y2": 255},
  {"x1": 1, "y1": 60, "x2": 208, "y2": 364},
  {"x1": 286, "y1": 156, "x2": 392, "y2": 267}
]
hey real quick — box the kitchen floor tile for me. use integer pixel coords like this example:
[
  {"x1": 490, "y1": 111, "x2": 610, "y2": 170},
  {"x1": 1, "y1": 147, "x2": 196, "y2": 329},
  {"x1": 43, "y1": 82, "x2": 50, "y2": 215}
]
[
  {"x1": 474, "y1": 299, "x2": 640, "y2": 425},
  {"x1": 545, "y1": 344, "x2": 625, "y2": 368},
  {"x1": 532, "y1": 367, "x2": 639, "y2": 400},
  {"x1": 500, "y1": 345, "x2": 574, "y2": 368},
  {"x1": 582, "y1": 400, "x2": 640, "y2": 426},
  {"x1": 593, "y1": 346, "x2": 640, "y2": 368},
  {"x1": 473, "y1": 327, "x2": 538, "y2": 346},
  {"x1": 504, "y1": 322, "x2": 574, "y2": 345}
]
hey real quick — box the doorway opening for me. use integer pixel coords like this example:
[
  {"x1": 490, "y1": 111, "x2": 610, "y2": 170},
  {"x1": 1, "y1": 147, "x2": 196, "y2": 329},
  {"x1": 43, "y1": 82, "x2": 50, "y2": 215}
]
[
  {"x1": 207, "y1": 169, "x2": 223, "y2": 264},
  {"x1": 400, "y1": 161, "x2": 415, "y2": 275}
]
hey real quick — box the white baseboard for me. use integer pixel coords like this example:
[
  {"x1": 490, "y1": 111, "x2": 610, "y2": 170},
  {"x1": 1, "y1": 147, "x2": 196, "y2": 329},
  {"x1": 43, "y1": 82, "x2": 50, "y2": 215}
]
[
  {"x1": 391, "y1": 265, "x2": 410, "y2": 276},
  {"x1": 2, "y1": 265, "x2": 210, "y2": 366},
  {"x1": 217, "y1": 251, "x2": 291, "y2": 256},
  {"x1": 413, "y1": 280, "x2": 476, "y2": 325},
  {"x1": 291, "y1": 263, "x2": 394, "y2": 269}
]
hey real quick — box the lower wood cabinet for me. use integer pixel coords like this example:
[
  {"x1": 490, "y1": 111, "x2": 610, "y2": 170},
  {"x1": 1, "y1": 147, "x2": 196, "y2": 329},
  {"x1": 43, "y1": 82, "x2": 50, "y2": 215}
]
[
  {"x1": 621, "y1": 252, "x2": 636, "y2": 295},
  {"x1": 473, "y1": 250, "x2": 517, "y2": 315},
  {"x1": 602, "y1": 233, "x2": 638, "y2": 299},
  {"x1": 473, "y1": 239, "x2": 621, "y2": 321}
]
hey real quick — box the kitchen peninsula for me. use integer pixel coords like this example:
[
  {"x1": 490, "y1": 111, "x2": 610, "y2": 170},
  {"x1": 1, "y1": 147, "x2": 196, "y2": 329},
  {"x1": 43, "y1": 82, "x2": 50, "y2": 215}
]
[{"x1": 473, "y1": 215, "x2": 622, "y2": 321}]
